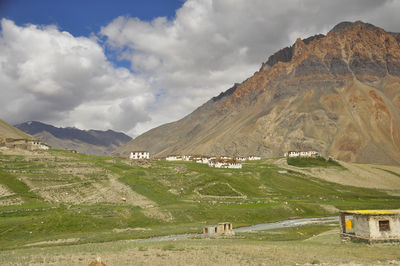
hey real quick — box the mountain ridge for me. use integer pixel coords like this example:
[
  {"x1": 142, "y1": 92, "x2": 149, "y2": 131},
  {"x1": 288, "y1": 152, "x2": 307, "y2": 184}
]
[
  {"x1": 116, "y1": 21, "x2": 400, "y2": 164},
  {"x1": 16, "y1": 121, "x2": 132, "y2": 156}
]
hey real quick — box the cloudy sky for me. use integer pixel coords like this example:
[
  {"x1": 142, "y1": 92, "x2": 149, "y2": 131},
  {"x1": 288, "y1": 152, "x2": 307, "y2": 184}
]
[{"x1": 1, "y1": 0, "x2": 400, "y2": 137}]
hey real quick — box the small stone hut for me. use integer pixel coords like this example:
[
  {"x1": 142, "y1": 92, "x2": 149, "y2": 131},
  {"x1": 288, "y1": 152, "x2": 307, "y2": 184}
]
[
  {"x1": 203, "y1": 222, "x2": 234, "y2": 237},
  {"x1": 339, "y1": 210, "x2": 400, "y2": 242}
]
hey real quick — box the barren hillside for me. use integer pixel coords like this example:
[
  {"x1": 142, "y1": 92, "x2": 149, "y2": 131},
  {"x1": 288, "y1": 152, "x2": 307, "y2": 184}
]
[{"x1": 117, "y1": 21, "x2": 400, "y2": 165}]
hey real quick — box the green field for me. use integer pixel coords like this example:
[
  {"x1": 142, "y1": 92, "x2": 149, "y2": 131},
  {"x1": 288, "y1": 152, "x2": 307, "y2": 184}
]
[{"x1": 1, "y1": 150, "x2": 400, "y2": 251}]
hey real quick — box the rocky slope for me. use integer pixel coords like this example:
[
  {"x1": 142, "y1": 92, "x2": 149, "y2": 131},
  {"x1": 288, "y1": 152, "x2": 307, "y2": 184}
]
[
  {"x1": 0, "y1": 118, "x2": 34, "y2": 140},
  {"x1": 16, "y1": 121, "x2": 131, "y2": 156},
  {"x1": 117, "y1": 21, "x2": 400, "y2": 165}
]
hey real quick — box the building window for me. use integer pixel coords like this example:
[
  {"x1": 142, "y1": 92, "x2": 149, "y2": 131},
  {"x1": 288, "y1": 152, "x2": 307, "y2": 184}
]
[{"x1": 379, "y1": 220, "x2": 390, "y2": 232}]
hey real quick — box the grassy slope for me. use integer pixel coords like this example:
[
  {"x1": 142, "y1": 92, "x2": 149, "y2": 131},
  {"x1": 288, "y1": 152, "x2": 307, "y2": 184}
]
[
  {"x1": 0, "y1": 118, "x2": 34, "y2": 139},
  {"x1": 0, "y1": 150, "x2": 400, "y2": 249}
]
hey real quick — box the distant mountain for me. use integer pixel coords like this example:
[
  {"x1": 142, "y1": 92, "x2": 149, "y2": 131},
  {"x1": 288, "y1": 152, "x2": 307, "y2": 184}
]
[
  {"x1": 15, "y1": 121, "x2": 132, "y2": 156},
  {"x1": 116, "y1": 21, "x2": 400, "y2": 165},
  {"x1": 0, "y1": 118, "x2": 34, "y2": 140}
]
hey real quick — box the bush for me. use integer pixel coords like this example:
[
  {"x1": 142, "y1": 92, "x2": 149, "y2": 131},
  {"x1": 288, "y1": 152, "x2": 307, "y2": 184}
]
[{"x1": 287, "y1": 156, "x2": 342, "y2": 168}]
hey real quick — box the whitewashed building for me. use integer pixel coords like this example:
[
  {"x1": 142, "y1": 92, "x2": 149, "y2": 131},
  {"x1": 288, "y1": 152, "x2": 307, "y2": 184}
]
[
  {"x1": 284, "y1": 151, "x2": 320, "y2": 158},
  {"x1": 208, "y1": 159, "x2": 242, "y2": 169},
  {"x1": 32, "y1": 141, "x2": 50, "y2": 150},
  {"x1": 182, "y1": 155, "x2": 191, "y2": 161},
  {"x1": 340, "y1": 210, "x2": 400, "y2": 243},
  {"x1": 130, "y1": 151, "x2": 150, "y2": 160},
  {"x1": 166, "y1": 155, "x2": 182, "y2": 161},
  {"x1": 248, "y1": 156, "x2": 261, "y2": 160}
]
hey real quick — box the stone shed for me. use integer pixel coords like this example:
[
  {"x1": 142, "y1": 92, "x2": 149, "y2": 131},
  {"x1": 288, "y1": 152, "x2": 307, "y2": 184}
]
[
  {"x1": 339, "y1": 210, "x2": 400, "y2": 242},
  {"x1": 203, "y1": 222, "x2": 234, "y2": 237}
]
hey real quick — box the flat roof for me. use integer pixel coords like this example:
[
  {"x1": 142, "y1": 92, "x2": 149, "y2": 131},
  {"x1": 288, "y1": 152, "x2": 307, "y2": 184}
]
[{"x1": 341, "y1": 209, "x2": 400, "y2": 215}]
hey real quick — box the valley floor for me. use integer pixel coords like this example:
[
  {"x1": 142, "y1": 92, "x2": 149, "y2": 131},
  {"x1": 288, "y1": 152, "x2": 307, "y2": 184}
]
[
  {"x1": 0, "y1": 228, "x2": 399, "y2": 265},
  {"x1": 1, "y1": 148, "x2": 400, "y2": 264}
]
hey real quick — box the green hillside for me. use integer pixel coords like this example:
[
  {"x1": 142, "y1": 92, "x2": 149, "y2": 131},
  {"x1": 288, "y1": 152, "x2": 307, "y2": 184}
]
[{"x1": 1, "y1": 150, "x2": 400, "y2": 249}]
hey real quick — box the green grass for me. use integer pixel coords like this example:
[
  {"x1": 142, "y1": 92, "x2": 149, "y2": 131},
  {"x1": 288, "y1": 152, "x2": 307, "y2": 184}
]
[
  {"x1": 0, "y1": 169, "x2": 41, "y2": 202},
  {"x1": 198, "y1": 183, "x2": 240, "y2": 196},
  {"x1": 236, "y1": 223, "x2": 336, "y2": 241},
  {"x1": 287, "y1": 156, "x2": 343, "y2": 168},
  {"x1": 0, "y1": 151, "x2": 400, "y2": 250}
]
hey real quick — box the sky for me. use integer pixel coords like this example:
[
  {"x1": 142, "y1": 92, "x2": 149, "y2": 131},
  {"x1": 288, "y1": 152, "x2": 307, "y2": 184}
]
[{"x1": 1, "y1": 0, "x2": 400, "y2": 137}]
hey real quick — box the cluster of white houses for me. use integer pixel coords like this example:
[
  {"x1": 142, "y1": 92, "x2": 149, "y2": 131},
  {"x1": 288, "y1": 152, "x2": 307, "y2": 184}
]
[
  {"x1": 129, "y1": 151, "x2": 262, "y2": 169},
  {"x1": 284, "y1": 150, "x2": 320, "y2": 158},
  {"x1": 129, "y1": 151, "x2": 150, "y2": 160},
  {"x1": 165, "y1": 154, "x2": 262, "y2": 169}
]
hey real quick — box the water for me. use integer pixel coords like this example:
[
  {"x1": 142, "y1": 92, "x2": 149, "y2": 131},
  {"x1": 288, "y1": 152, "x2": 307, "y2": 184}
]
[{"x1": 130, "y1": 216, "x2": 339, "y2": 242}]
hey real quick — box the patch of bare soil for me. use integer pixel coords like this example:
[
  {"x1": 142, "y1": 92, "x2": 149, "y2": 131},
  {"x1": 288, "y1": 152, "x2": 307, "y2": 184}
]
[
  {"x1": 0, "y1": 147, "x2": 37, "y2": 156},
  {"x1": 274, "y1": 158, "x2": 400, "y2": 194},
  {"x1": 0, "y1": 196, "x2": 23, "y2": 206},
  {"x1": 0, "y1": 184, "x2": 14, "y2": 197},
  {"x1": 0, "y1": 185, "x2": 23, "y2": 206},
  {"x1": 24, "y1": 238, "x2": 80, "y2": 247},
  {"x1": 112, "y1": 228, "x2": 151, "y2": 233}
]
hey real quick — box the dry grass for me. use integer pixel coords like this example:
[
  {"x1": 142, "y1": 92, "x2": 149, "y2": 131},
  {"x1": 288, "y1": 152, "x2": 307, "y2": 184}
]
[
  {"x1": 274, "y1": 158, "x2": 400, "y2": 194},
  {"x1": 0, "y1": 229, "x2": 399, "y2": 265}
]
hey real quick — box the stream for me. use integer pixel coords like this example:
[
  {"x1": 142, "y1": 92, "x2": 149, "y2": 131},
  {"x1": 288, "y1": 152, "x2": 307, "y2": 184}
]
[{"x1": 132, "y1": 216, "x2": 339, "y2": 242}]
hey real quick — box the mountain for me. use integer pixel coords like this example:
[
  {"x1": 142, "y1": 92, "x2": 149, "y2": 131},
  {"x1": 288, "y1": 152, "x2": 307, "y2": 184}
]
[
  {"x1": 116, "y1": 21, "x2": 400, "y2": 165},
  {"x1": 15, "y1": 121, "x2": 132, "y2": 156},
  {"x1": 0, "y1": 118, "x2": 34, "y2": 140}
]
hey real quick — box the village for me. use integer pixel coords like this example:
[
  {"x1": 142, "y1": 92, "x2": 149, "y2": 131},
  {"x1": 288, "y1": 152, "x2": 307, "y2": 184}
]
[
  {"x1": 128, "y1": 149, "x2": 321, "y2": 169},
  {"x1": 0, "y1": 137, "x2": 50, "y2": 151}
]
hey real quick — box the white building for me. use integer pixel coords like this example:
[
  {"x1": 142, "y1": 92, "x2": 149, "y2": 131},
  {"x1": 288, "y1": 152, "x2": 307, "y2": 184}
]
[
  {"x1": 182, "y1": 155, "x2": 191, "y2": 161},
  {"x1": 248, "y1": 156, "x2": 261, "y2": 160},
  {"x1": 208, "y1": 159, "x2": 242, "y2": 169},
  {"x1": 340, "y1": 210, "x2": 400, "y2": 243},
  {"x1": 130, "y1": 151, "x2": 150, "y2": 160},
  {"x1": 166, "y1": 155, "x2": 182, "y2": 161},
  {"x1": 285, "y1": 151, "x2": 319, "y2": 158},
  {"x1": 32, "y1": 141, "x2": 50, "y2": 150}
]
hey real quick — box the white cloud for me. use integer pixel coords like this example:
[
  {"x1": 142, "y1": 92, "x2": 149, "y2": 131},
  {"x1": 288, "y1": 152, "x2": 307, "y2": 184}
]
[
  {"x1": 101, "y1": 0, "x2": 400, "y2": 135},
  {"x1": 1, "y1": 0, "x2": 400, "y2": 137},
  {"x1": 0, "y1": 19, "x2": 153, "y2": 135}
]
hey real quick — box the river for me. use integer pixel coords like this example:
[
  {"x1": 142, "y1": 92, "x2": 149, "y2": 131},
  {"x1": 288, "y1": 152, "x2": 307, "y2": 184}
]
[{"x1": 132, "y1": 216, "x2": 339, "y2": 242}]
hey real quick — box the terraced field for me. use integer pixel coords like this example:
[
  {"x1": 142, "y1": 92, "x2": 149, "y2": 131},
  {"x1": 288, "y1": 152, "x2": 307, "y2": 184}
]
[{"x1": 1, "y1": 148, "x2": 400, "y2": 250}]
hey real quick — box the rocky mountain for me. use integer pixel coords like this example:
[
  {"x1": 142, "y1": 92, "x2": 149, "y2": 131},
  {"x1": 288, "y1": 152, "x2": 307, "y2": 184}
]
[
  {"x1": 0, "y1": 118, "x2": 34, "y2": 140},
  {"x1": 15, "y1": 121, "x2": 132, "y2": 156},
  {"x1": 116, "y1": 21, "x2": 400, "y2": 165}
]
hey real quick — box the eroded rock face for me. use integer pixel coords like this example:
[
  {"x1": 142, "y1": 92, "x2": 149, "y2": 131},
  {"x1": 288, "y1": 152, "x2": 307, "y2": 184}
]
[{"x1": 117, "y1": 21, "x2": 400, "y2": 165}]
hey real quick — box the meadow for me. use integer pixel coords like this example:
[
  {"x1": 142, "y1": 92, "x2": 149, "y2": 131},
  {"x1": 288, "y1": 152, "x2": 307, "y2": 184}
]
[{"x1": 0, "y1": 149, "x2": 400, "y2": 253}]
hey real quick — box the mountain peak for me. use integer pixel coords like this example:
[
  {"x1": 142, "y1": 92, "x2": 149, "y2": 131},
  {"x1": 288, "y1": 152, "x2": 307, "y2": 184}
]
[
  {"x1": 329, "y1": 20, "x2": 380, "y2": 34},
  {"x1": 118, "y1": 21, "x2": 400, "y2": 165}
]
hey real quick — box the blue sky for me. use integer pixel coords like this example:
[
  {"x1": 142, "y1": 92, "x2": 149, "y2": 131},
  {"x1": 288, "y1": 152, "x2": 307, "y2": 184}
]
[
  {"x1": 0, "y1": 0, "x2": 399, "y2": 136},
  {"x1": 0, "y1": 0, "x2": 184, "y2": 36},
  {"x1": 0, "y1": 0, "x2": 184, "y2": 70}
]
